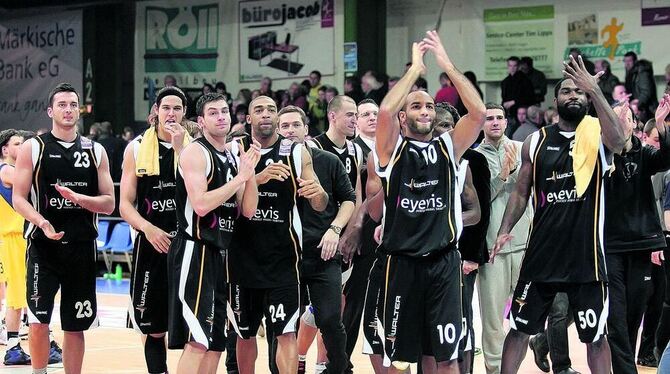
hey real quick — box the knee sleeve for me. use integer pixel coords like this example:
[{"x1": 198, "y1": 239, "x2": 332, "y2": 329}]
[{"x1": 301, "y1": 306, "x2": 316, "y2": 328}]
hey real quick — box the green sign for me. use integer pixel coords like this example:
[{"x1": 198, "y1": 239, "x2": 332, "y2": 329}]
[
  {"x1": 484, "y1": 6, "x2": 555, "y2": 81},
  {"x1": 562, "y1": 42, "x2": 641, "y2": 60},
  {"x1": 484, "y1": 5, "x2": 554, "y2": 22},
  {"x1": 144, "y1": 4, "x2": 219, "y2": 72}
]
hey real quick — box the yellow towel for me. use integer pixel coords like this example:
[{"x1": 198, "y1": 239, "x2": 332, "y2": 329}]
[
  {"x1": 572, "y1": 115, "x2": 601, "y2": 197},
  {"x1": 136, "y1": 126, "x2": 190, "y2": 176}
]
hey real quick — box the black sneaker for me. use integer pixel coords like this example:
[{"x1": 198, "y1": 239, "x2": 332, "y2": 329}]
[
  {"x1": 49, "y1": 340, "x2": 63, "y2": 364},
  {"x1": 528, "y1": 336, "x2": 550, "y2": 373},
  {"x1": 4, "y1": 343, "x2": 31, "y2": 365},
  {"x1": 637, "y1": 355, "x2": 658, "y2": 368}
]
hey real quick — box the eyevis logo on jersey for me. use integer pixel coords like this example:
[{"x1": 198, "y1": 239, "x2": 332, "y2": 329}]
[
  {"x1": 144, "y1": 198, "x2": 176, "y2": 215},
  {"x1": 398, "y1": 194, "x2": 445, "y2": 214},
  {"x1": 252, "y1": 207, "x2": 282, "y2": 222},
  {"x1": 48, "y1": 197, "x2": 78, "y2": 210},
  {"x1": 209, "y1": 213, "x2": 235, "y2": 232},
  {"x1": 539, "y1": 187, "x2": 585, "y2": 207}
]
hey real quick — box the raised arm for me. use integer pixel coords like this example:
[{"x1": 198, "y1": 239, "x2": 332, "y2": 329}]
[
  {"x1": 376, "y1": 42, "x2": 426, "y2": 167},
  {"x1": 646, "y1": 95, "x2": 670, "y2": 173},
  {"x1": 298, "y1": 144, "x2": 328, "y2": 211},
  {"x1": 461, "y1": 166, "x2": 480, "y2": 227},
  {"x1": 422, "y1": 30, "x2": 486, "y2": 160},
  {"x1": 491, "y1": 136, "x2": 534, "y2": 261},
  {"x1": 180, "y1": 143, "x2": 259, "y2": 217},
  {"x1": 563, "y1": 55, "x2": 626, "y2": 154}
]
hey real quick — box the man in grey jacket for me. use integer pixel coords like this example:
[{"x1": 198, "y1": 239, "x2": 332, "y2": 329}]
[{"x1": 475, "y1": 103, "x2": 533, "y2": 374}]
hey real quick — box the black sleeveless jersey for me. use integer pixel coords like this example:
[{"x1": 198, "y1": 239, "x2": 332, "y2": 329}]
[
  {"x1": 228, "y1": 137, "x2": 303, "y2": 288},
  {"x1": 311, "y1": 133, "x2": 362, "y2": 191},
  {"x1": 377, "y1": 133, "x2": 461, "y2": 257},
  {"x1": 131, "y1": 133, "x2": 177, "y2": 236},
  {"x1": 353, "y1": 136, "x2": 374, "y2": 200},
  {"x1": 175, "y1": 137, "x2": 239, "y2": 249},
  {"x1": 25, "y1": 133, "x2": 101, "y2": 242},
  {"x1": 522, "y1": 125, "x2": 610, "y2": 283}
]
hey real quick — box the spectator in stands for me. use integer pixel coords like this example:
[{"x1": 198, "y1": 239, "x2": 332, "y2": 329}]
[
  {"x1": 201, "y1": 83, "x2": 213, "y2": 95},
  {"x1": 613, "y1": 84, "x2": 630, "y2": 103},
  {"x1": 412, "y1": 77, "x2": 428, "y2": 92},
  {"x1": 595, "y1": 59, "x2": 620, "y2": 104},
  {"x1": 215, "y1": 81, "x2": 233, "y2": 105},
  {"x1": 251, "y1": 89, "x2": 261, "y2": 100},
  {"x1": 544, "y1": 107, "x2": 558, "y2": 126},
  {"x1": 308, "y1": 70, "x2": 323, "y2": 106},
  {"x1": 435, "y1": 72, "x2": 459, "y2": 106},
  {"x1": 97, "y1": 122, "x2": 126, "y2": 182},
  {"x1": 362, "y1": 70, "x2": 386, "y2": 104},
  {"x1": 456, "y1": 71, "x2": 484, "y2": 116},
  {"x1": 624, "y1": 51, "x2": 658, "y2": 122},
  {"x1": 388, "y1": 76, "x2": 400, "y2": 90},
  {"x1": 286, "y1": 82, "x2": 308, "y2": 111},
  {"x1": 501, "y1": 56, "x2": 535, "y2": 122},
  {"x1": 519, "y1": 57, "x2": 547, "y2": 105},
  {"x1": 235, "y1": 88, "x2": 252, "y2": 106},
  {"x1": 512, "y1": 105, "x2": 543, "y2": 142},
  {"x1": 325, "y1": 86, "x2": 339, "y2": 104},
  {"x1": 122, "y1": 126, "x2": 135, "y2": 143},
  {"x1": 505, "y1": 105, "x2": 528, "y2": 138},
  {"x1": 569, "y1": 48, "x2": 595, "y2": 74},
  {"x1": 231, "y1": 104, "x2": 249, "y2": 135},
  {"x1": 665, "y1": 64, "x2": 670, "y2": 93},
  {"x1": 309, "y1": 86, "x2": 328, "y2": 135},
  {"x1": 259, "y1": 77, "x2": 273, "y2": 98},
  {"x1": 163, "y1": 74, "x2": 177, "y2": 87},
  {"x1": 344, "y1": 76, "x2": 364, "y2": 104},
  {"x1": 88, "y1": 122, "x2": 100, "y2": 140}
]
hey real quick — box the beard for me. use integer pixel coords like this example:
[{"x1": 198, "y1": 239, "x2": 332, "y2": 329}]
[
  {"x1": 406, "y1": 117, "x2": 434, "y2": 136},
  {"x1": 557, "y1": 102, "x2": 588, "y2": 123}
]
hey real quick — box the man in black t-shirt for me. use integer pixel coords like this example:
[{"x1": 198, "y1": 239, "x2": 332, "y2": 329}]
[
  {"x1": 604, "y1": 96, "x2": 670, "y2": 373},
  {"x1": 492, "y1": 57, "x2": 628, "y2": 373},
  {"x1": 13, "y1": 83, "x2": 116, "y2": 374},
  {"x1": 278, "y1": 105, "x2": 355, "y2": 374},
  {"x1": 375, "y1": 31, "x2": 486, "y2": 373},
  {"x1": 228, "y1": 96, "x2": 328, "y2": 374}
]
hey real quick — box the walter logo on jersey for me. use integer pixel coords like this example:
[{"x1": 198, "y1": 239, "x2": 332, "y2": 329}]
[{"x1": 143, "y1": 3, "x2": 219, "y2": 73}]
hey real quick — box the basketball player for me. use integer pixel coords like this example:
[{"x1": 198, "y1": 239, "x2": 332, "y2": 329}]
[
  {"x1": 491, "y1": 56, "x2": 628, "y2": 373},
  {"x1": 119, "y1": 86, "x2": 189, "y2": 374},
  {"x1": 0, "y1": 129, "x2": 33, "y2": 365},
  {"x1": 167, "y1": 92, "x2": 261, "y2": 373},
  {"x1": 228, "y1": 95, "x2": 328, "y2": 374},
  {"x1": 278, "y1": 105, "x2": 355, "y2": 374},
  {"x1": 13, "y1": 83, "x2": 116, "y2": 374},
  {"x1": 375, "y1": 31, "x2": 486, "y2": 374}
]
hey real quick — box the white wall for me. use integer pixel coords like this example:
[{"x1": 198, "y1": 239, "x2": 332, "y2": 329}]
[{"x1": 218, "y1": 0, "x2": 346, "y2": 96}]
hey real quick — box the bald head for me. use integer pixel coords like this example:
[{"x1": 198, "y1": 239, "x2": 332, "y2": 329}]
[
  {"x1": 327, "y1": 95, "x2": 356, "y2": 114},
  {"x1": 404, "y1": 90, "x2": 434, "y2": 111}
]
